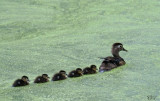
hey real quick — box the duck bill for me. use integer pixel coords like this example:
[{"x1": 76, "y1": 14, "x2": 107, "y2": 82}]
[{"x1": 122, "y1": 48, "x2": 128, "y2": 52}]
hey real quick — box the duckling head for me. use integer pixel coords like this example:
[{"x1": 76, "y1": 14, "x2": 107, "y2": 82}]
[
  {"x1": 90, "y1": 65, "x2": 97, "y2": 71},
  {"x1": 42, "y1": 74, "x2": 50, "y2": 79},
  {"x1": 76, "y1": 68, "x2": 83, "y2": 74},
  {"x1": 59, "y1": 70, "x2": 67, "y2": 76},
  {"x1": 21, "y1": 76, "x2": 29, "y2": 82},
  {"x1": 112, "y1": 43, "x2": 128, "y2": 57}
]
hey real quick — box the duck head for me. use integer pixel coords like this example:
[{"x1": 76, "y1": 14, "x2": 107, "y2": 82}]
[
  {"x1": 42, "y1": 74, "x2": 50, "y2": 79},
  {"x1": 22, "y1": 76, "x2": 30, "y2": 82},
  {"x1": 112, "y1": 43, "x2": 127, "y2": 57}
]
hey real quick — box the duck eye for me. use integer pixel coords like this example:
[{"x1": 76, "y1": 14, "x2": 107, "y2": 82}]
[{"x1": 118, "y1": 45, "x2": 122, "y2": 48}]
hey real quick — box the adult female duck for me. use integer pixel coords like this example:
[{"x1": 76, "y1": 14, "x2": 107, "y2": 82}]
[{"x1": 99, "y1": 43, "x2": 128, "y2": 72}]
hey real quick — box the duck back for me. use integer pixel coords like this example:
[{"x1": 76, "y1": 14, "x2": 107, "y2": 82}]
[{"x1": 99, "y1": 56, "x2": 126, "y2": 72}]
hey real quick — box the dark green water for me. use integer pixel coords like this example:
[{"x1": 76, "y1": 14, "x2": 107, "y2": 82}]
[{"x1": 0, "y1": 0, "x2": 160, "y2": 101}]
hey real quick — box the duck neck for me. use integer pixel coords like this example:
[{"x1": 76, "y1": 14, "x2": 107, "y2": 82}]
[{"x1": 112, "y1": 49, "x2": 121, "y2": 58}]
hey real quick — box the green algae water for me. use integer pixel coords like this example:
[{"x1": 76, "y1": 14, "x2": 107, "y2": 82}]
[{"x1": 0, "y1": 0, "x2": 160, "y2": 101}]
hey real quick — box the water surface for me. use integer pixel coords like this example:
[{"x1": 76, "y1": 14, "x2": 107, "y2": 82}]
[{"x1": 0, "y1": 0, "x2": 160, "y2": 101}]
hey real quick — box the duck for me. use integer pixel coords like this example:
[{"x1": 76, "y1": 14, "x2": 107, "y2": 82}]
[
  {"x1": 68, "y1": 68, "x2": 83, "y2": 77},
  {"x1": 34, "y1": 74, "x2": 50, "y2": 83},
  {"x1": 99, "y1": 43, "x2": 128, "y2": 72},
  {"x1": 52, "y1": 70, "x2": 67, "y2": 81},
  {"x1": 83, "y1": 65, "x2": 98, "y2": 74},
  {"x1": 12, "y1": 76, "x2": 29, "y2": 87}
]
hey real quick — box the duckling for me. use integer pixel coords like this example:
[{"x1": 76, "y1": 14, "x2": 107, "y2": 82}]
[
  {"x1": 83, "y1": 65, "x2": 97, "y2": 74},
  {"x1": 99, "y1": 43, "x2": 128, "y2": 72},
  {"x1": 68, "y1": 68, "x2": 83, "y2": 77},
  {"x1": 12, "y1": 76, "x2": 29, "y2": 87},
  {"x1": 83, "y1": 67, "x2": 90, "y2": 74},
  {"x1": 52, "y1": 70, "x2": 67, "y2": 81},
  {"x1": 34, "y1": 74, "x2": 50, "y2": 83}
]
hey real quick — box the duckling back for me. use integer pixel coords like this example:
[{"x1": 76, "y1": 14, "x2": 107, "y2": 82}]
[
  {"x1": 52, "y1": 73, "x2": 67, "y2": 81},
  {"x1": 83, "y1": 67, "x2": 90, "y2": 74},
  {"x1": 83, "y1": 65, "x2": 97, "y2": 74},
  {"x1": 12, "y1": 79, "x2": 29, "y2": 87},
  {"x1": 34, "y1": 76, "x2": 49, "y2": 83},
  {"x1": 68, "y1": 70, "x2": 82, "y2": 77}
]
